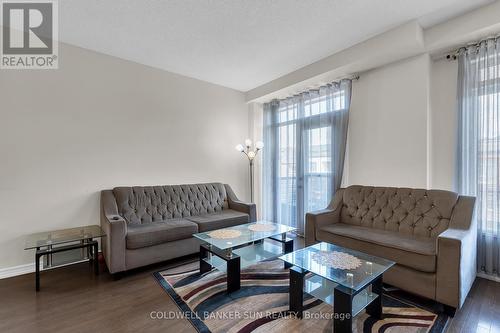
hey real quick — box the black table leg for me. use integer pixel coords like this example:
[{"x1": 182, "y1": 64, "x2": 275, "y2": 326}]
[
  {"x1": 199, "y1": 244, "x2": 212, "y2": 274},
  {"x1": 226, "y1": 255, "x2": 241, "y2": 293},
  {"x1": 289, "y1": 266, "x2": 305, "y2": 318},
  {"x1": 92, "y1": 241, "x2": 99, "y2": 275},
  {"x1": 86, "y1": 240, "x2": 93, "y2": 269},
  {"x1": 269, "y1": 234, "x2": 294, "y2": 269},
  {"x1": 334, "y1": 287, "x2": 353, "y2": 333},
  {"x1": 85, "y1": 240, "x2": 90, "y2": 260},
  {"x1": 32, "y1": 240, "x2": 101, "y2": 291},
  {"x1": 283, "y1": 239, "x2": 294, "y2": 269},
  {"x1": 366, "y1": 276, "x2": 383, "y2": 319},
  {"x1": 200, "y1": 244, "x2": 241, "y2": 293},
  {"x1": 35, "y1": 249, "x2": 41, "y2": 292},
  {"x1": 86, "y1": 240, "x2": 92, "y2": 269}
]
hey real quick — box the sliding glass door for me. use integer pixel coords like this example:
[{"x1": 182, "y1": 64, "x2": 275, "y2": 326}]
[
  {"x1": 277, "y1": 119, "x2": 297, "y2": 230},
  {"x1": 303, "y1": 125, "x2": 332, "y2": 214},
  {"x1": 276, "y1": 123, "x2": 333, "y2": 234},
  {"x1": 263, "y1": 81, "x2": 351, "y2": 235}
]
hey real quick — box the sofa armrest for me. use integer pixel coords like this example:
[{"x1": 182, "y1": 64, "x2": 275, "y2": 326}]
[
  {"x1": 100, "y1": 190, "x2": 127, "y2": 274},
  {"x1": 436, "y1": 196, "x2": 476, "y2": 309},
  {"x1": 229, "y1": 200, "x2": 257, "y2": 222},
  {"x1": 305, "y1": 188, "x2": 344, "y2": 246},
  {"x1": 224, "y1": 184, "x2": 256, "y2": 222}
]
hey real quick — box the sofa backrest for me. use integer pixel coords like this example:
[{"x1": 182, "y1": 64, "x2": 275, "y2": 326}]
[
  {"x1": 339, "y1": 185, "x2": 459, "y2": 238},
  {"x1": 113, "y1": 183, "x2": 228, "y2": 224}
]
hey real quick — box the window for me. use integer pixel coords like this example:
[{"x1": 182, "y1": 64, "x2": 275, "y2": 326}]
[
  {"x1": 477, "y1": 90, "x2": 500, "y2": 234},
  {"x1": 457, "y1": 39, "x2": 500, "y2": 275}
]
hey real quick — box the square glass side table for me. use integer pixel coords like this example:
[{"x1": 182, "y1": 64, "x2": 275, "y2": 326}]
[
  {"x1": 279, "y1": 242, "x2": 395, "y2": 333},
  {"x1": 25, "y1": 225, "x2": 106, "y2": 291}
]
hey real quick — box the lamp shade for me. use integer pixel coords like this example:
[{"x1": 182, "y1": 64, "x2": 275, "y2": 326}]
[
  {"x1": 235, "y1": 144, "x2": 245, "y2": 152},
  {"x1": 244, "y1": 138, "x2": 252, "y2": 147},
  {"x1": 255, "y1": 141, "x2": 264, "y2": 149}
]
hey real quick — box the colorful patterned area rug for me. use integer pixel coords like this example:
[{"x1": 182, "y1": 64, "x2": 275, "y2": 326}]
[{"x1": 153, "y1": 260, "x2": 448, "y2": 333}]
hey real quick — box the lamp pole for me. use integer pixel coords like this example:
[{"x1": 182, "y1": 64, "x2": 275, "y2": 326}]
[
  {"x1": 249, "y1": 159, "x2": 254, "y2": 203},
  {"x1": 235, "y1": 139, "x2": 263, "y2": 203}
]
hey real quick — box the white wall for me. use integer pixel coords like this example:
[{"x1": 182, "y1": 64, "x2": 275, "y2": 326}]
[
  {"x1": 0, "y1": 42, "x2": 249, "y2": 270},
  {"x1": 430, "y1": 58, "x2": 458, "y2": 191},
  {"x1": 345, "y1": 54, "x2": 459, "y2": 190},
  {"x1": 347, "y1": 54, "x2": 431, "y2": 188}
]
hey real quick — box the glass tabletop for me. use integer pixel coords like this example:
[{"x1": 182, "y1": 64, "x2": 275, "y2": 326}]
[
  {"x1": 25, "y1": 225, "x2": 106, "y2": 250},
  {"x1": 193, "y1": 221, "x2": 296, "y2": 250},
  {"x1": 279, "y1": 242, "x2": 395, "y2": 293}
]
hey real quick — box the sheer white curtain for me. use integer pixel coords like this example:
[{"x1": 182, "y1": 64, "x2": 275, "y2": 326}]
[
  {"x1": 262, "y1": 80, "x2": 352, "y2": 234},
  {"x1": 457, "y1": 39, "x2": 500, "y2": 277}
]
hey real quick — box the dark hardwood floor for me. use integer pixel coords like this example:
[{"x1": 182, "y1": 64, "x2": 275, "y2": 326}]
[
  {"x1": 446, "y1": 277, "x2": 500, "y2": 333},
  {"x1": 0, "y1": 257, "x2": 198, "y2": 333},
  {"x1": 1, "y1": 250, "x2": 500, "y2": 333}
]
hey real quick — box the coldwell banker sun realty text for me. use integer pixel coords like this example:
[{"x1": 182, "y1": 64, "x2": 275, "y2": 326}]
[{"x1": 1, "y1": 0, "x2": 58, "y2": 69}]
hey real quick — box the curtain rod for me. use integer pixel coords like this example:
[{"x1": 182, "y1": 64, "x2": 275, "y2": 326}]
[
  {"x1": 445, "y1": 35, "x2": 500, "y2": 61},
  {"x1": 268, "y1": 74, "x2": 360, "y2": 103}
]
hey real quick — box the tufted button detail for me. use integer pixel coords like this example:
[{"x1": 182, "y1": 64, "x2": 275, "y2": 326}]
[{"x1": 115, "y1": 183, "x2": 227, "y2": 224}]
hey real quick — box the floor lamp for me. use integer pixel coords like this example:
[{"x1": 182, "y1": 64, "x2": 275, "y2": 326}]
[{"x1": 235, "y1": 139, "x2": 263, "y2": 203}]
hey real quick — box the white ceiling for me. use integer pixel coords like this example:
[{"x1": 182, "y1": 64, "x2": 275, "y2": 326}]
[{"x1": 58, "y1": 0, "x2": 494, "y2": 91}]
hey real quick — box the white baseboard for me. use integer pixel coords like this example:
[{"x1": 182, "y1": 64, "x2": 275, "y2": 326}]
[
  {"x1": 0, "y1": 263, "x2": 35, "y2": 279},
  {"x1": 477, "y1": 272, "x2": 500, "y2": 283}
]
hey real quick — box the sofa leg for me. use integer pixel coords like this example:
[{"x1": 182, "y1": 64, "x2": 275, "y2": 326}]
[
  {"x1": 443, "y1": 304, "x2": 456, "y2": 317},
  {"x1": 112, "y1": 272, "x2": 123, "y2": 281}
]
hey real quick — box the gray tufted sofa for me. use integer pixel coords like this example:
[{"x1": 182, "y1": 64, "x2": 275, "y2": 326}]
[
  {"x1": 306, "y1": 185, "x2": 476, "y2": 314},
  {"x1": 100, "y1": 183, "x2": 255, "y2": 275}
]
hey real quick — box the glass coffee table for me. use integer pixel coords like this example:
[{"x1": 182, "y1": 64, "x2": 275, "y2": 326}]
[
  {"x1": 279, "y1": 242, "x2": 395, "y2": 333},
  {"x1": 25, "y1": 225, "x2": 106, "y2": 291},
  {"x1": 193, "y1": 221, "x2": 296, "y2": 293}
]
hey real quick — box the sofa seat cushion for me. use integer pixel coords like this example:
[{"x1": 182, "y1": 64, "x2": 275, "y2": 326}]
[
  {"x1": 318, "y1": 223, "x2": 436, "y2": 273},
  {"x1": 126, "y1": 219, "x2": 198, "y2": 249},
  {"x1": 186, "y1": 209, "x2": 249, "y2": 232}
]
